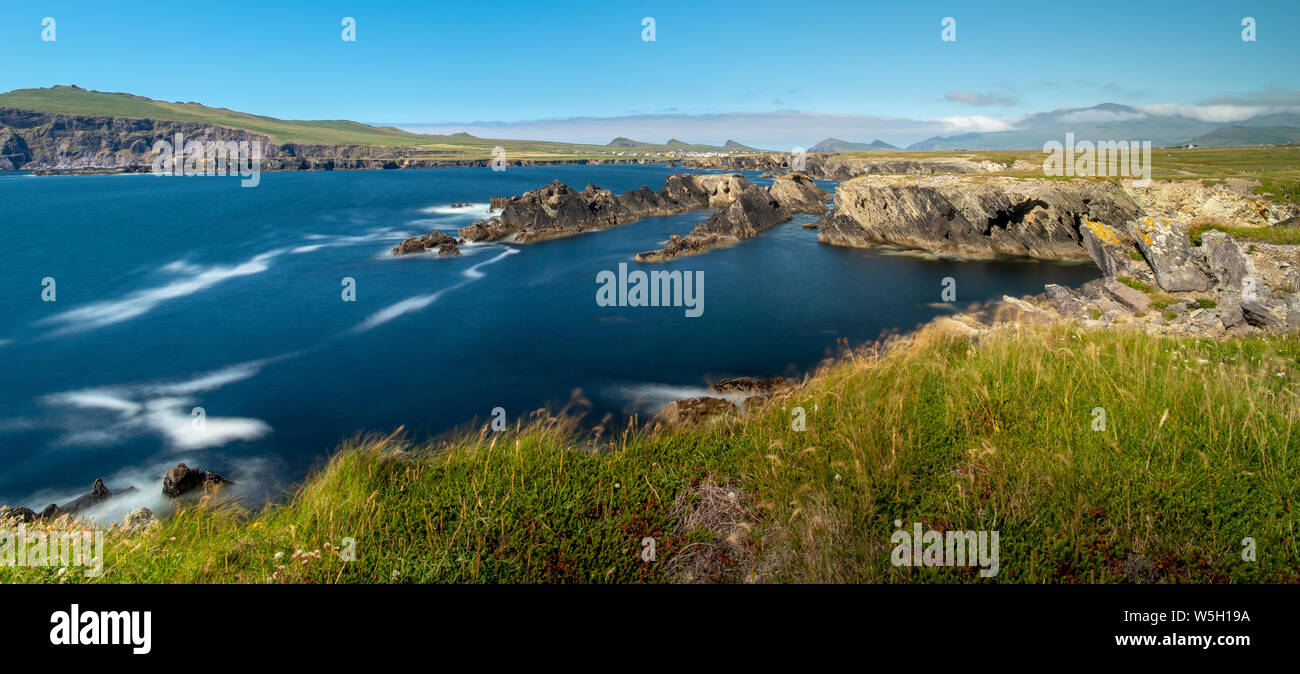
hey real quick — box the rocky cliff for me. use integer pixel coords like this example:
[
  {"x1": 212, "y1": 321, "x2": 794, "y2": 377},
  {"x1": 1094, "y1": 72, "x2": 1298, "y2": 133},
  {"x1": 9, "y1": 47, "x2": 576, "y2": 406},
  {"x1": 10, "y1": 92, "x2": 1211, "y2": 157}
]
[
  {"x1": 637, "y1": 173, "x2": 830, "y2": 262},
  {"x1": 0, "y1": 109, "x2": 669, "y2": 172},
  {"x1": 815, "y1": 175, "x2": 1140, "y2": 260}
]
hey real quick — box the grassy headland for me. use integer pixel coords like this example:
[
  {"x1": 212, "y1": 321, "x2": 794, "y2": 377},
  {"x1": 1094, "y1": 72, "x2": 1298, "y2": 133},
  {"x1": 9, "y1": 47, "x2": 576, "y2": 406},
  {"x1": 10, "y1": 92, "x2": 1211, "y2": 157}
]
[
  {"x1": 5, "y1": 320, "x2": 1296, "y2": 584},
  {"x1": 0, "y1": 85, "x2": 752, "y2": 163}
]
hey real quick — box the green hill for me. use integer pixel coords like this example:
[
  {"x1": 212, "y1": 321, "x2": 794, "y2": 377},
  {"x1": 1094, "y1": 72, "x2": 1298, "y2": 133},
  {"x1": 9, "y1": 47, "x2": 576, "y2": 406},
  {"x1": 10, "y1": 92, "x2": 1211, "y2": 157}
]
[
  {"x1": 808, "y1": 137, "x2": 900, "y2": 152},
  {"x1": 0, "y1": 85, "x2": 436, "y2": 146},
  {"x1": 1185, "y1": 125, "x2": 1300, "y2": 148}
]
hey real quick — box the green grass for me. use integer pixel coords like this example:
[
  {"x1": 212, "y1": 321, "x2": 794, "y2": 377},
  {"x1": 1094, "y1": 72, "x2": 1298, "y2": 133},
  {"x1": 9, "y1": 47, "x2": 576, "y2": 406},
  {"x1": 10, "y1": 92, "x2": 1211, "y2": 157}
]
[
  {"x1": 923, "y1": 145, "x2": 1300, "y2": 188},
  {"x1": 1189, "y1": 222, "x2": 1300, "y2": 246},
  {"x1": 4, "y1": 323, "x2": 1297, "y2": 584},
  {"x1": 1116, "y1": 276, "x2": 1153, "y2": 293},
  {"x1": 1254, "y1": 178, "x2": 1300, "y2": 205}
]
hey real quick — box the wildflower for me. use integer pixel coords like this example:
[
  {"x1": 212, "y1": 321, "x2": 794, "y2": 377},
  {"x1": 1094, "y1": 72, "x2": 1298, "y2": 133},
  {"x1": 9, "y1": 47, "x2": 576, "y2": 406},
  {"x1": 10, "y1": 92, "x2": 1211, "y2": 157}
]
[
  {"x1": 392, "y1": 570, "x2": 400, "y2": 579},
  {"x1": 274, "y1": 551, "x2": 284, "y2": 560}
]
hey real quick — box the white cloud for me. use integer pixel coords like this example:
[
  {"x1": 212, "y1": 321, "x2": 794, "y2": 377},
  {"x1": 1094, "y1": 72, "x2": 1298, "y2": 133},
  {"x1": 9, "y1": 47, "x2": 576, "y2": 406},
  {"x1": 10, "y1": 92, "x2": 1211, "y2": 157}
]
[
  {"x1": 1060, "y1": 109, "x2": 1147, "y2": 123},
  {"x1": 1136, "y1": 102, "x2": 1300, "y2": 123},
  {"x1": 928, "y1": 115, "x2": 1020, "y2": 133}
]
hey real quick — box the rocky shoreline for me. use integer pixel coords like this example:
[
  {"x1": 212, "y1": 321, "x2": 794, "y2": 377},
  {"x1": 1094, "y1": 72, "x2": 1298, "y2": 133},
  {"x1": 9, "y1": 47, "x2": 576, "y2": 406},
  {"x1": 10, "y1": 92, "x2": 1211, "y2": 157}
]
[
  {"x1": 392, "y1": 171, "x2": 831, "y2": 262},
  {"x1": 0, "y1": 463, "x2": 231, "y2": 528}
]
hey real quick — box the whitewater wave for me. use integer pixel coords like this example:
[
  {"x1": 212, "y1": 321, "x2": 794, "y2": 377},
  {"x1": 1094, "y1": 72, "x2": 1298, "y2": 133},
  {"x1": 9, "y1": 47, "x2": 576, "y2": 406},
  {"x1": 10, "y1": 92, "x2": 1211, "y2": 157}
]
[
  {"x1": 7, "y1": 453, "x2": 283, "y2": 525},
  {"x1": 354, "y1": 246, "x2": 519, "y2": 332},
  {"x1": 39, "y1": 358, "x2": 282, "y2": 451},
  {"x1": 291, "y1": 227, "x2": 412, "y2": 254},
  {"x1": 417, "y1": 202, "x2": 497, "y2": 221},
  {"x1": 354, "y1": 287, "x2": 457, "y2": 332},
  {"x1": 37, "y1": 248, "x2": 286, "y2": 336},
  {"x1": 606, "y1": 382, "x2": 742, "y2": 416}
]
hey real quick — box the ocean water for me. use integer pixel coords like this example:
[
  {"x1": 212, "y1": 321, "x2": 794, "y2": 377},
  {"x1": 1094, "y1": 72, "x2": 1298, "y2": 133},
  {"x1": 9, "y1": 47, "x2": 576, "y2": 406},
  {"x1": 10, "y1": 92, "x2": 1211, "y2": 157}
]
[{"x1": 0, "y1": 165, "x2": 1101, "y2": 518}]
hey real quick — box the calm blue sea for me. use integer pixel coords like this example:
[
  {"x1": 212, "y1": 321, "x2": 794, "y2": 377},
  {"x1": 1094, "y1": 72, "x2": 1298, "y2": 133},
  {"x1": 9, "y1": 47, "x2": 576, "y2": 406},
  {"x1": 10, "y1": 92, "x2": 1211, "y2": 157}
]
[{"x1": 0, "y1": 165, "x2": 1100, "y2": 518}]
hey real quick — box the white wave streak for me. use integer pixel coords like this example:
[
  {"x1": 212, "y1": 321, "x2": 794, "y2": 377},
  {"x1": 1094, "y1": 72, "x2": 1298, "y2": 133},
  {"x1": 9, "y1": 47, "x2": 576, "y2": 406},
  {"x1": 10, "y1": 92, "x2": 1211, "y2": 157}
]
[
  {"x1": 353, "y1": 286, "x2": 460, "y2": 333},
  {"x1": 37, "y1": 249, "x2": 285, "y2": 336},
  {"x1": 39, "y1": 358, "x2": 279, "y2": 451},
  {"x1": 354, "y1": 246, "x2": 519, "y2": 332},
  {"x1": 291, "y1": 227, "x2": 412, "y2": 254}
]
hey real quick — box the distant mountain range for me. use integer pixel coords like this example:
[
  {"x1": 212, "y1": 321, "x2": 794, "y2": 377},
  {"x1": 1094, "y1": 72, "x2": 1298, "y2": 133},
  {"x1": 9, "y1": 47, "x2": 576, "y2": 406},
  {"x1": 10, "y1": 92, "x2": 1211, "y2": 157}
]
[
  {"x1": 606, "y1": 136, "x2": 762, "y2": 153},
  {"x1": 808, "y1": 138, "x2": 900, "y2": 152},
  {"x1": 899, "y1": 103, "x2": 1300, "y2": 151}
]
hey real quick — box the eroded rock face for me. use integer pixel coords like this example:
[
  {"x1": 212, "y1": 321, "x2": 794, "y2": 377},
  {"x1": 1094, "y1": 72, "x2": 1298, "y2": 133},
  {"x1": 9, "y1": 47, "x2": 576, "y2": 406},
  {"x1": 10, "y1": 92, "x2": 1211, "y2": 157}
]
[
  {"x1": 1124, "y1": 179, "x2": 1298, "y2": 227},
  {"x1": 1130, "y1": 217, "x2": 1213, "y2": 292},
  {"x1": 1198, "y1": 230, "x2": 1257, "y2": 295},
  {"x1": 1081, "y1": 220, "x2": 1146, "y2": 279},
  {"x1": 766, "y1": 173, "x2": 831, "y2": 214},
  {"x1": 817, "y1": 176, "x2": 1140, "y2": 260}
]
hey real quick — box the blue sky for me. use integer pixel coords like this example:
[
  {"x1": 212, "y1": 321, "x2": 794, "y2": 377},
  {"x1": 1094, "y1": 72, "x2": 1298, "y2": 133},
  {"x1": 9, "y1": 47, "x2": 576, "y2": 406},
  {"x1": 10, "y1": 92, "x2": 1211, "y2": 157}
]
[{"x1": 2, "y1": 0, "x2": 1297, "y2": 146}]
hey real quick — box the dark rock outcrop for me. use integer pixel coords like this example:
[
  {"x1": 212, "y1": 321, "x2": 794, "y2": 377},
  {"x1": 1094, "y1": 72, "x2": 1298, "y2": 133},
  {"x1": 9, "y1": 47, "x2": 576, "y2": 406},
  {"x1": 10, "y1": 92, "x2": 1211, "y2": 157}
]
[
  {"x1": 654, "y1": 397, "x2": 733, "y2": 426},
  {"x1": 460, "y1": 173, "x2": 823, "y2": 260},
  {"x1": 460, "y1": 174, "x2": 752, "y2": 244},
  {"x1": 162, "y1": 463, "x2": 232, "y2": 498},
  {"x1": 1, "y1": 479, "x2": 139, "y2": 520},
  {"x1": 60, "y1": 478, "x2": 138, "y2": 514},
  {"x1": 0, "y1": 506, "x2": 38, "y2": 523},
  {"x1": 711, "y1": 377, "x2": 790, "y2": 394},
  {"x1": 392, "y1": 231, "x2": 460, "y2": 256}
]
